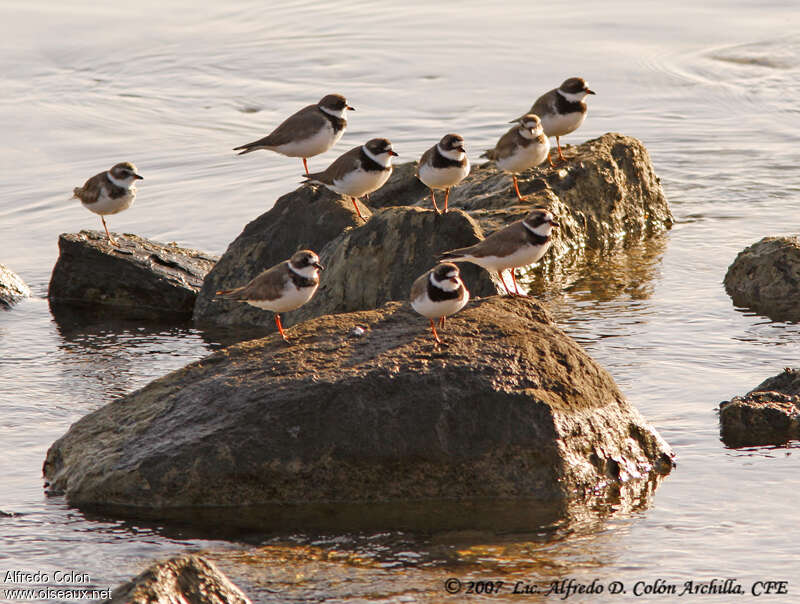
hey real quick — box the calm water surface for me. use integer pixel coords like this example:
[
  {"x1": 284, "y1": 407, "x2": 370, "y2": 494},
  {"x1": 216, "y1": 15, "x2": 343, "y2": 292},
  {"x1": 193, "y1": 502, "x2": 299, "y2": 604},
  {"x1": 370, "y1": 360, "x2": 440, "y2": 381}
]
[{"x1": 1, "y1": 1, "x2": 800, "y2": 602}]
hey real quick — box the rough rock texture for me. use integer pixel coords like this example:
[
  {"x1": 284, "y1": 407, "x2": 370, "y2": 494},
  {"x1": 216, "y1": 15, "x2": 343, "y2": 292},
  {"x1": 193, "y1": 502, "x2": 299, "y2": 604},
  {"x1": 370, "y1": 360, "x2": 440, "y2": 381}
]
[
  {"x1": 288, "y1": 207, "x2": 497, "y2": 327},
  {"x1": 195, "y1": 132, "x2": 672, "y2": 328},
  {"x1": 723, "y1": 236, "x2": 800, "y2": 322},
  {"x1": 103, "y1": 555, "x2": 251, "y2": 604},
  {"x1": 44, "y1": 297, "x2": 673, "y2": 509},
  {"x1": 0, "y1": 263, "x2": 30, "y2": 308},
  {"x1": 48, "y1": 231, "x2": 217, "y2": 319},
  {"x1": 193, "y1": 186, "x2": 365, "y2": 327},
  {"x1": 719, "y1": 367, "x2": 800, "y2": 447}
]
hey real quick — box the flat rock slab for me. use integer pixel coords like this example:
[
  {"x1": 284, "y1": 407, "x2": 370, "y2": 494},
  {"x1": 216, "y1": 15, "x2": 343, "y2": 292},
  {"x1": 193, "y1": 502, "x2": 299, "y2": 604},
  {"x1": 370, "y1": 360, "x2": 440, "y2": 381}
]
[
  {"x1": 0, "y1": 263, "x2": 30, "y2": 308},
  {"x1": 44, "y1": 296, "x2": 673, "y2": 511},
  {"x1": 103, "y1": 555, "x2": 251, "y2": 604},
  {"x1": 720, "y1": 368, "x2": 800, "y2": 447},
  {"x1": 48, "y1": 230, "x2": 217, "y2": 320},
  {"x1": 724, "y1": 236, "x2": 800, "y2": 322}
]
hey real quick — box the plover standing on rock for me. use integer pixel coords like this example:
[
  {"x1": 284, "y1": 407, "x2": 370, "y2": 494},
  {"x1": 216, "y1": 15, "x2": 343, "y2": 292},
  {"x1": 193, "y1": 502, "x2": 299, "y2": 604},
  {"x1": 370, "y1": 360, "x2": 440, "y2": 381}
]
[
  {"x1": 440, "y1": 209, "x2": 559, "y2": 296},
  {"x1": 410, "y1": 262, "x2": 470, "y2": 344},
  {"x1": 416, "y1": 133, "x2": 470, "y2": 214},
  {"x1": 215, "y1": 249, "x2": 324, "y2": 342},
  {"x1": 234, "y1": 94, "x2": 354, "y2": 175},
  {"x1": 71, "y1": 161, "x2": 143, "y2": 245},
  {"x1": 485, "y1": 114, "x2": 549, "y2": 201}
]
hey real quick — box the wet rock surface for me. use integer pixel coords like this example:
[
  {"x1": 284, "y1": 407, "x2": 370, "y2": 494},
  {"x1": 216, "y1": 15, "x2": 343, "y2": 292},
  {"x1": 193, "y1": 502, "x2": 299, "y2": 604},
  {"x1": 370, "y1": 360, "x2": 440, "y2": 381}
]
[
  {"x1": 723, "y1": 236, "x2": 800, "y2": 322},
  {"x1": 44, "y1": 296, "x2": 673, "y2": 511},
  {"x1": 0, "y1": 263, "x2": 30, "y2": 308},
  {"x1": 103, "y1": 555, "x2": 251, "y2": 604},
  {"x1": 720, "y1": 368, "x2": 800, "y2": 447},
  {"x1": 193, "y1": 187, "x2": 365, "y2": 327},
  {"x1": 48, "y1": 231, "x2": 217, "y2": 320}
]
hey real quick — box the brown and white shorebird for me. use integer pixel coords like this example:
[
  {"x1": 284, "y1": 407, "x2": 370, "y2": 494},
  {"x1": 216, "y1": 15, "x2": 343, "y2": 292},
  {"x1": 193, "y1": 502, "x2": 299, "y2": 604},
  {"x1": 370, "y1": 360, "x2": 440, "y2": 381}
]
[
  {"x1": 416, "y1": 133, "x2": 470, "y2": 214},
  {"x1": 71, "y1": 161, "x2": 143, "y2": 245},
  {"x1": 526, "y1": 77, "x2": 595, "y2": 166},
  {"x1": 410, "y1": 262, "x2": 469, "y2": 344},
  {"x1": 233, "y1": 94, "x2": 354, "y2": 175},
  {"x1": 439, "y1": 209, "x2": 559, "y2": 296},
  {"x1": 215, "y1": 250, "x2": 323, "y2": 342},
  {"x1": 302, "y1": 137, "x2": 398, "y2": 220},
  {"x1": 486, "y1": 114, "x2": 549, "y2": 201}
]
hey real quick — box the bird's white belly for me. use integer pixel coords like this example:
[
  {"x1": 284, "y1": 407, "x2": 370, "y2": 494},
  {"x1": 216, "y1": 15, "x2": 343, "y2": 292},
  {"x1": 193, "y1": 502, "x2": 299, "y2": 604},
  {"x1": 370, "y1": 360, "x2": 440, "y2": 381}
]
[
  {"x1": 541, "y1": 111, "x2": 586, "y2": 137},
  {"x1": 496, "y1": 140, "x2": 549, "y2": 174},
  {"x1": 411, "y1": 290, "x2": 469, "y2": 319},
  {"x1": 273, "y1": 122, "x2": 339, "y2": 158},
  {"x1": 83, "y1": 190, "x2": 135, "y2": 216},
  {"x1": 246, "y1": 282, "x2": 318, "y2": 313},
  {"x1": 464, "y1": 241, "x2": 551, "y2": 272},
  {"x1": 418, "y1": 162, "x2": 470, "y2": 189},
  {"x1": 330, "y1": 167, "x2": 391, "y2": 197}
]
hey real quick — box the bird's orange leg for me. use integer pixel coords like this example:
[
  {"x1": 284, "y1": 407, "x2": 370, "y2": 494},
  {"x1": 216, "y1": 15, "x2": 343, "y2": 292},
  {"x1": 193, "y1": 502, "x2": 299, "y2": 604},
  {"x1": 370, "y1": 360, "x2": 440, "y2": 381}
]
[
  {"x1": 556, "y1": 136, "x2": 566, "y2": 162},
  {"x1": 302, "y1": 158, "x2": 309, "y2": 175},
  {"x1": 439, "y1": 316, "x2": 446, "y2": 328},
  {"x1": 547, "y1": 149, "x2": 557, "y2": 168},
  {"x1": 512, "y1": 175, "x2": 525, "y2": 201},
  {"x1": 430, "y1": 189, "x2": 441, "y2": 214},
  {"x1": 351, "y1": 197, "x2": 365, "y2": 220},
  {"x1": 101, "y1": 217, "x2": 117, "y2": 245},
  {"x1": 275, "y1": 314, "x2": 289, "y2": 342},
  {"x1": 510, "y1": 270, "x2": 525, "y2": 296},
  {"x1": 429, "y1": 319, "x2": 442, "y2": 343},
  {"x1": 497, "y1": 271, "x2": 513, "y2": 295},
  {"x1": 444, "y1": 187, "x2": 451, "y2": 213}
]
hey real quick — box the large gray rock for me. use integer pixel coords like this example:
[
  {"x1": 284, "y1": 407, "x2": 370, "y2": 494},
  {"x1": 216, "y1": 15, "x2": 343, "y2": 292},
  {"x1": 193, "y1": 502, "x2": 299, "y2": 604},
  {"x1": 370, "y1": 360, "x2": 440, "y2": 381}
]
[
  {"x1": 719, "y1": 367, "x2": 800, "y2": 447},
  {"x1": 287, "y1": 207, "x2": 497, "y2": 327},
  {"x1": 724, "y1": 236, "x2": 800, "y2": 322},
  {"x1": 48, "y1": 231, "x2": 217, "y2": 320},
  {"x1": 0, "y1": 263, "x2": 30, "y2": 308},
  {"x1": 44, "y1": 296, "x2": 673, "y2": 510},
  {"x1": 193, "y1": 186, "x2": 365, "y2": 327},
  {"x1": 103, "y1": 555, "x2": 251, "y2": 604}
]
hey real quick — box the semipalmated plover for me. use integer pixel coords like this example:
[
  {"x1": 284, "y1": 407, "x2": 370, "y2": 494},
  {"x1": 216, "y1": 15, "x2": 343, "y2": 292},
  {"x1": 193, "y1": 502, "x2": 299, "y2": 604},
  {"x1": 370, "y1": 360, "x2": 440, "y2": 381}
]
[
  {"x1": 410, "y1": 262, "x2": 469, "y2": 343},
  {"x1": 71, "y1": 162, "x2": 143, "y2": 245},
  {"x1": 440, "y1": 209, "x2": 559, "y2": 296},
  {"x1": 416, "y1": 133, "x2": 470, "y2": 214},
  {"x1": 233, "y1": 94, "x2": 354, "y2": 174},
  {"x1": 302, "y1": 137, "x2": 398, "y2": 220},
  {"x1": 527, "y1": 77, "x2": 595, "y2": 165},
  {"x1": 488, "y1": 114, "x2": 549, "y2": 201},
  {"x1": 215, "y1": 249, "x2": 323, "y2": 342}
]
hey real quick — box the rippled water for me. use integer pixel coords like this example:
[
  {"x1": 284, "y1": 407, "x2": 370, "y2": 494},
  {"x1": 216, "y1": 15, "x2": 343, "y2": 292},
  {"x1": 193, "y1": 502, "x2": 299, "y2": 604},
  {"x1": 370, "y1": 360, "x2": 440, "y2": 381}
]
[{"x1": 2, "y1": 1, "x2": 800, "y2": 602}]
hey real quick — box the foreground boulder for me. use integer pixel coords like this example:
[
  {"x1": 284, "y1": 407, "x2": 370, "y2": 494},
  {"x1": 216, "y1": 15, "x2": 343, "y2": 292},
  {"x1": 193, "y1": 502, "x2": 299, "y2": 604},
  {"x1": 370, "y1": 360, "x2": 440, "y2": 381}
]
[
  {"x1": 724, "y1": 236, "x2": 800, "y2": 322},
  {"x1": 195, "y1": 132, "x2": 672, "y2": 329},
  {"x1": 0, "y1": 263, "x2": 30, "y2": 308},
  {"x1": 44, "y1": 297, "x2": 673, "y2": 511},
  {"x1": 48, "y1": 231, "x2": 217, "y2": 320},
  {"x1": 193, "y1": 187, "x2": 365, "y2": 327},
  {"x1": 103, "y1": 555, "x2": 251, "y2": 604},
  {"x1": 720, "y1": 368, "x2": 800, "y2": 447}
]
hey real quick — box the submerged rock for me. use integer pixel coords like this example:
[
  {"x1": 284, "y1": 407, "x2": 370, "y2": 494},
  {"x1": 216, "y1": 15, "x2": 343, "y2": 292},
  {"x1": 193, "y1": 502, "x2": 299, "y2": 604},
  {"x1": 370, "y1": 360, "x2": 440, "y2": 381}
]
[
  {"x1": 48, "y1": 231, "x2": 217, "y2": 320},
  {"x1": 0, "y1": 263, "x2": 30, "y2": 308},
  {"x1": 44, "y1": 296, "x2": 673, "y2": 511},
  {"x1": 193, "y1": 186, "x2": 364, "y2": 327},
  {"x1": 723, "y1": 236, "x2": 800, "y2": 322},
  {"x1": 720, "y1": 367, "x2": 800, "y2": 447},
  {"x1": 195, "y1": 132, "x2": 672, "y2": 328},
  {"x1": 103, "y1": 555, "x2": 251, "y2": 604}
]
